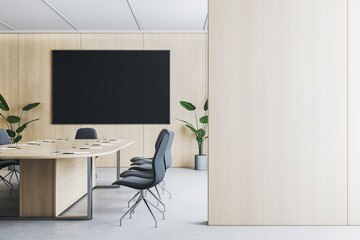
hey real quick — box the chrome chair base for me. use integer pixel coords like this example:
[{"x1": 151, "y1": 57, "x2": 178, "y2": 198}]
[
  {"x1": 0, "y1": 175, "x2": 13, "y2": 193},
  {"x1": 120, "y1": 190, "x2": 164, "y2": 228}
]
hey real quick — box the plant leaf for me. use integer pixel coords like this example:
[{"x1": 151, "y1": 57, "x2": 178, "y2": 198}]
[
  {"x1": 6, "y1": 129, "x2": 16, "y2": 138},
  {"x1": 14, "y1": 135, "x2": 22, "y2": 143},
  {"x1": 16, "y1": 124, "x2": 27, "y2": 133},
  {"x1": 7, "y1": 115, "x2": 20, "y2": 123},
  {"x1": 22, "y1": 102, "x2": 40, "y2": 111},
  {"x1": 197, "y1": 129, "x2": 205, "y2": 138},
  {"x1": 180, "y1": 101, "x2": 196, "y2": 111},
  {"x1": 199, "y1": 116, "x2": 208, "y2": 124},
  {"x1": 196, "y1": 136, "x2": 203, "y2": 143},
  {"x1": 0, "y1": 93, "x2": 9, "y2": 111},
  {"x1": 175, "y1": 118, "x2": 193, "y2": 126},
  {"x1": 186, "y1": 124, "x2": 197, "y2": 133},
  {"x1": 204, "y1": 99, "x2": 208, "y2": 111},
  {"x1": 22, "y1": 118, "x2": 41, "y2": 125}
]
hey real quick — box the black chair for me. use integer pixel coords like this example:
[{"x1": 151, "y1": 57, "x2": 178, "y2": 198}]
[
  {"x1": 122, "y1": 131, "x2": 174, "y2": 198},
  {"x1": 112, "y1": 132, "x2": 170, "y2": 228},
  {"x1": 129, "y1": 129, "x2": 168, "y2": 165},
  {"x1": 0, "y1": 129, "x2": 19, "y2": 191},
  {"x1": 75, "y1": 128, "x2": 98, "y2": 139}
]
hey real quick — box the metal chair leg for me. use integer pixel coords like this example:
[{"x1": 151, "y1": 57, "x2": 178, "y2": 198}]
[
  {"x1": 159, "y1": 184, "x2": 172, "y2": 199},
  {"x1": 143, "y1": 198, "x2": 158, "y2": 228},
  {"x1": 146, "y1": 199, "x2": 165, "y2": 220},
  {"x1": 0, "y1": 176, "x2": 13, "y2": 194},
  {"x1": 120, "y1": 195, "x2": 142, "y2": 225},
  {"x1": 128, "y1": 191, "x2": 140, "y2": 207},
  {"x1": 148, "y1": 189, "x2": 165, "y2": 212}
]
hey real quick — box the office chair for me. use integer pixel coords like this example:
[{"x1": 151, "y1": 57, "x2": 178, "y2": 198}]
[
  {"x1": 75, "y1": 128, "x2": 98, "y2": 139},
  {"x1": 129, "y1": 128, "x2": 168, "y2": 164},
  {"x1": 0, "y1": 160, "x2": 16, "y2": 193},
  {"x1": 124, "y1": 131, "x2": 174, "y2": 198},
  {"x1": 0, "y1": 129, "x2": 20, "y2": 184},
  {"x1": 112, "y1": 132, "x2": 170, "y2": 228}
]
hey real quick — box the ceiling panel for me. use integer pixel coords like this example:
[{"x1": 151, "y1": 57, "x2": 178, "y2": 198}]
[
  {"x1": 49, "y1": 0, "x2": 139, "y2": 30},
  {"x1": 0, "y1": 22, "x2": 12, "y2": 31},
  {"x1": 0, "y1": 0, "x2": 74, "y2": 30},
  {"x1": 132, "y1": 0, "x2": 207, "y2": 30}
]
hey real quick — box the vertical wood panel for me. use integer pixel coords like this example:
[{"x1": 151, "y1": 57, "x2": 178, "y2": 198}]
[
  {"x1": 20, "y1": 159, "x2": 55, "y2": 217},
  {"x1": 144, "y1": 34, "x2": 207, "y2": 167},
  {"x1": 209, "y1": 0, "x2": 347, "y2": 225},
  {"x1": 18, "y1": 34, "x2": 81, "y2": 142},
  {"x1": 81, "y1": 34, "x2": 144, "y2": 167},
  {"x1": 0, "y1": 34, "x2": 18, "y2": 129},
  {"x1": 348, "y1": 0, "x2": 360, "y2": 226}
]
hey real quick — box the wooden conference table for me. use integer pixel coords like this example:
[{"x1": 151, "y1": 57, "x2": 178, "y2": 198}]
[{"x1": 0, "y1": 139, "x2": 134, "y2": 219}]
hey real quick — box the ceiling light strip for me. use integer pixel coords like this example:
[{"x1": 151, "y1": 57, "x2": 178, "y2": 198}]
[
  {"x1": 0, "y1": 20, "x2": 15, "y2": 31},
  {"x1": 126, "y1": 0, "x2": 143, "y2": 31},
  {"x1": 42, "y1": 0, "x2": 79, "y2": 31},
  {"x1": 203, "y1": 14, "x2": 208, "y2": 31}
]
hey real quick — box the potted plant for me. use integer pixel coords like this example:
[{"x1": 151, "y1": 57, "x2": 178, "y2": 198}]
[
  {"x1": 177, "y1": 99, "x2": 208, "y2": 170},
  {"x1": 0, "y1": 93, "x2": 40, "y2": 143}
]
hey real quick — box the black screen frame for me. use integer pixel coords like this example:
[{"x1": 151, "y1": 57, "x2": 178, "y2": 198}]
[{"x1": 51, "y1": 50, "x2": 170, "y2": 125}]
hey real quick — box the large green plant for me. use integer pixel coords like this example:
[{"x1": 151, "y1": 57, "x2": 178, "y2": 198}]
[
  {"x1": 177, "y1": 99, "x2": 208, "y2": 155},
  {"x1": 0, "y1": 93, "x2": 40, "y2": 143}
]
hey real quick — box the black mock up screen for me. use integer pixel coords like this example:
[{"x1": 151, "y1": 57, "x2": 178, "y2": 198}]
[{"x1": 52, "y1": 50, "x2": 170, "y2": 124}]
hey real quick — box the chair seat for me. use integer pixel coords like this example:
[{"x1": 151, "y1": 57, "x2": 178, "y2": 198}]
[
  {"x1": 130, "y1": 157, "x2": 152, "y2": 163},
  {"x1": 130, "y1": 158, "x2": 153, "y2": 166},
  {"x1": 0, "y1": 160, "x2": 18, "y2": 169},
  {"x1": 129, "y1": 164, "x2": 152, "y2": 172},
  {"x1": 112, "y1": 176, "x2": 153, "y2": 189},
  {"x1": 120, "y1": 169, "x2": 154, "y2": 179}
]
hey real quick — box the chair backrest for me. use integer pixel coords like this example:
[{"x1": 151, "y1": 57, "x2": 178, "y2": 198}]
[
  {"x1": 155, "y1": 129, "x2": 168, "y2": 150},
  {"x1": 150, "y1": 132, "x2": 170, "y2": 188},
  {"x1": 164, "y1": 131, "x2": 174, "y2": 169},
  {"x1": 0, "y1": 129, "x2": 11, "y2": 145},
  {"x1": 75, "y1": 128, "x2": 98, "y2": 139}
]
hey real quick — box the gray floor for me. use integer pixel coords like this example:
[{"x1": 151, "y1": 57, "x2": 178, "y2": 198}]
[{"x1": 1, "y1": 168, "x2": 360, "y2": 240}]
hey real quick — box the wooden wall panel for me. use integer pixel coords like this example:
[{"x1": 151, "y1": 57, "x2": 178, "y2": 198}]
[
  {"x1": 144, "y1": 34, "x2": 207, "y2": 167},
  {"x1": 18, "y1": 34, "x2": 81, "y2": 142},
  {"x1": 0, "y1": 34, "x2": 18, "y2": 129},
  {"x1": 1, "y1": 33, "x2": 207, "y2": 168},
  {"x1": 81, "y1": 34, "x2": 144, "y2": 167},
  {"x1": 348, "y1": 0, "x2": 360, "y2": 226},
  {"x1": 209, "y1": 0, "x2": 347, "y2": 225}
]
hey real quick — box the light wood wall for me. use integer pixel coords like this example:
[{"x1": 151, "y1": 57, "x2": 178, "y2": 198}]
[
  {"x1": 348, "y1": 0, "x2": 360, "y2": 226},
  {"x1": 0, "y1": 33, "x2": 207, "y2": 168},
  {"x1": 209, "y1": 0, "x2": 348, "y2": 225}
]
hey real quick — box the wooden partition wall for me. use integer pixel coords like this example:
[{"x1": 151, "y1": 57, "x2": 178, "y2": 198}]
[
  {"x1": 0, "y1": 33, "x2": 207, "y2": 168},
  {"x1": 209, "y1": 0, "x2": 350, "y2": 225}
]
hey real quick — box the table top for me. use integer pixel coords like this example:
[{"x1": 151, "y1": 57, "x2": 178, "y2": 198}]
[{"x1": 0, "y1": 139, "x2": 134, "y2": 159}]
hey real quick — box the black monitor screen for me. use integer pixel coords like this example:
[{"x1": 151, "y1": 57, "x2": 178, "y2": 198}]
[{"x1": 52, "y1": 50, "x2": 170, "y2": 124}]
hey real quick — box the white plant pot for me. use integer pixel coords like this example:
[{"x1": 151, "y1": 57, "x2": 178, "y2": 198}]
[{"x1": 195, "y1": 155, "x2": 207, "y2": 171}]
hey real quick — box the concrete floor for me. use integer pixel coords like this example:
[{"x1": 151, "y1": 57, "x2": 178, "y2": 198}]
[{"x1": 1, "y1": 168, "x2": 360, "y2": 240}]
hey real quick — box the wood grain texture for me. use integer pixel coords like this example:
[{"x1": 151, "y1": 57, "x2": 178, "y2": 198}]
[
  {"x1": 143, "y1": 34, "x2": 207, "y2": 167},
  {"x1": 348, "y1": 0, "x2": 360, "y2": 226},
  {"x1": 55, "y1": 158, "x2": 86, "y2": 216},
  {"x1": 20, "y1": 159, "x2": 55, "y2": 217},
  {"x1": 1, "y1": 33, "x2": 207, "y2": 167},
  {"x1": 81, "y1": 34, "x2": 144, "y2": 167},
  {"x1": 209, "y1": 0, "x2": 347, "y2": 225},
  {"x1": 0, "y1": 34, "x2": 18, "y2": 129},
  {"x1": 18, "y1": 34, "x2": 81, "y2": 142}
]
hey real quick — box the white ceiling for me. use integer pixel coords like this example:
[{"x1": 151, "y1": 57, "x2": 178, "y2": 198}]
[{"x1": 0, "y1": 0, "x2": 208, "y2": 32}]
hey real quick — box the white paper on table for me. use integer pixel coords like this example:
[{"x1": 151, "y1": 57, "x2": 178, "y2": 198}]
[
  {"x1": 0, "y1": 147, "x2": 17, "y2": 150},
  {"x1": 100, "y1": 143, "x2": 113, "y2": 146}
]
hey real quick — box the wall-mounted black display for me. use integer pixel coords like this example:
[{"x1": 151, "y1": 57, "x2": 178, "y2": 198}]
[{"x1": 52, "y1": 50, "x2": 170, "y2": 124}]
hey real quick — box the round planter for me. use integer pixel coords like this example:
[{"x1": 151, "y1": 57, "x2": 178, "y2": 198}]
[{"x1": 195, "y1": 154, "x2": 207, "y2": 171}]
